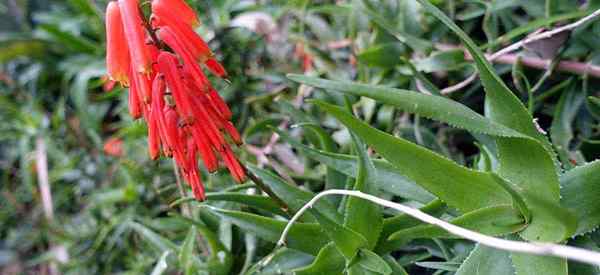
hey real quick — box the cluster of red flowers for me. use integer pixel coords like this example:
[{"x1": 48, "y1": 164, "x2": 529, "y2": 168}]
[{"x1": 105, "y1": 0, "x2": 245, "y2": 200}]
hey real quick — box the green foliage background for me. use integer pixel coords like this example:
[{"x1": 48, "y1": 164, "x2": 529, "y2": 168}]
[{"x1": 2, "y1": 0, "x2": 600, "y2": 274}]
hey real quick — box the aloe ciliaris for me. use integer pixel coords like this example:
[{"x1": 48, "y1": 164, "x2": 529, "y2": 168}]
[{"x1": 105, "y1": 0, "x2": 244, "y2": 200}]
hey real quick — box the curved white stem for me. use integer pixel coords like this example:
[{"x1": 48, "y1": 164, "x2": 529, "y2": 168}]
[{"x1": 277, "y1": 189, "x2": 600, "y2": 266}]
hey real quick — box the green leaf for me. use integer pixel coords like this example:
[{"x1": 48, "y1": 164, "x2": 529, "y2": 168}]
[
  {"x1": 380, "y1": 199, "x2": 446, "y2": 243},
  {"x1": 456, "y1": 244, "x2": 514, "y2": 275},
  {"x1": 415, "y1": 261, "x2": 461, "y2": 271},
  {"x1": 386, "y1": 205, "x2": 524, "y2": 248},
  {"x1": 357, "y1": 43, "x2": 404, "y2": 68},
  {"x1": 246, "y1": 164, "x2": 343, "y2": 223},
  {"x1": 294, "y1": 123, "x2": 347, "y2": 204},
  {"x1": 205, "y1": 192, "x2": 288, "y2": 216},
  {"x1": 204, "y1": 206, "x2": 328, "y2": 255},
  {"x1": 179, "y1": 227, "x2": 196, "y2": 275},
  {"x1": 128, "y1": 221, "x2": 177, "y2": 252},
  {"x1": 247, "y1": 248, "x2": 315, "y2": 275},
  {"x1": 354, "y1": 249, "x2": 392, "y2": 275},
  {"x1": 311, "y1": 100, "x2": 512, "y2": 213},
  {"x1": 287, "y1": 74, "x2": 527, "y2": 140},
  {"x1": 551, "y1": 83, "x2": 585, "y2": 169},
  {"x1": 311, "y1": 210, "x2": 368, "y2": 260},
  {"x1": 344, "y1": 121, "x2": 383, "y2": 248},
  {"x1": 416, "y1": 0, "x2": 565, "y2": 243},
  {"x1": 360, "y1": 5, "x2": 433, "y2": 52},
  {"x1": 511, "y1": 252, "x2": 568, "y2": 275},
  {"x1": 294, "y1": 243, "x2": 345, "y2": 275},
  {"x1": 560, "y1": 160, "x2": 600, "y2": 235},
  {"x1": 414, "y1": 49, "x2": 466, "y2": 73},
  {"x1": 276, "y1": 129, "x2": 435, "y2": 203}
]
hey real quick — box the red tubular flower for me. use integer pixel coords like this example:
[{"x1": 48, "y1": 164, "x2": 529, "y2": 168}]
[
  {"x1": 105, "y1": 0, "x2": 245, "y2": 201},
  {"x1": 105, "y1": 1, "x2": 130, "y2": 86},
  {"x1": 151, "y1": 1, "x2": 211, "y2": 60},
  {"x1": 205, "y1": 58, "x2": 228, "y2": 78},
  {"x1": 128, "y1": 69, "x2": 142, "y2": 119},
  {"x1": 152, "y1": 0, "x2": 200, "y2": 28},
  {"x1": 119, "y1": 0, "x2": 152, "y2": 74}
]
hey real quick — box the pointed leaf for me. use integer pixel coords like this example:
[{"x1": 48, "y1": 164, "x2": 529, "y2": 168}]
[
  {"x1": 276, "y1": 129, "x2": 434, "y2": 203},
  {"x1": 384, "y1": 206, "x2": 524, "y2": 253},
  {"x1": 204, "y1": 206, "x2": 328, "y2": 255},
  {"x1": 312, "y1": 100, "x2": 512, "y2": 213},
  {"x1": 416, "y1": 0, "x2": 565, "y2": 242},
  {"x1": 205, "y1": 192, "x2": 287, "y2": 216},
  {"x1": 345, "y1": 124, "x2": 383, "y2": 248}
]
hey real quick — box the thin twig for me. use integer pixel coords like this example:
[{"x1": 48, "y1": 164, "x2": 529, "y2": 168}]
[
  {"x1": 36, "y1": 137, "x2": 69, "y2": 275},
  {"x1": 277, "y1": 189, "x2": 600, "y2": 267},
  {"x1": 441, "y1": 8, "x2": 600, "y2": 94}
]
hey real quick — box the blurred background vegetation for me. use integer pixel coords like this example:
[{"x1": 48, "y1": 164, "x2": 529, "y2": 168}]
[{"x1": 2, "y1": 0, "x2": 600, "y2": 274}]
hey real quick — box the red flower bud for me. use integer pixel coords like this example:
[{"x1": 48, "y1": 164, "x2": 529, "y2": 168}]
[
  {"x1": 105, "y1": 1, "x2": 131, "y2": 86},
  {"x1": 205, "y1": 58, "x2": 228, "y2": 78},
  {"x1": 152, "y1": 0, "x2": 200, "y2": 28},
  {"x1": 118, "y1": 0, "x2": 152, "y2": 74}
]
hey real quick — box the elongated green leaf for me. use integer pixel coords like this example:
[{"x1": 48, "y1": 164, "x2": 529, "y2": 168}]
[
  {"x1": 560, "y1": 160, "x2": 600, "y2": 235},
  {"x1": 276, "y1": 129, "x2": 435, "y2": 203},
  {"x1": 205, "y1": 193, "x2": 287, "y2": 216},
  {"x1": 128, "y1": 221, "x2": 177, "y2": 252},
  {"x1": 205, "y1": 206, "x2": 328, "y2": 255},
  {"x1": 248, "y1": 166, "x2": 368, "y2": 260},
  {"x1": 247, "y1": 165, "x2": 342, "y2": 223},
  {"x1": 294, "y1": 123, "x2": 347, "y2": 204},
  {"x1": 379, "y1": 200, "x2": 446, "y2": 245},
  {"x1": 416, "y1": 0, "x2": 565, "y2": 243},
  {"x1": 287, "y1": 74, "x2": 527, "y2": 139},
  {"x1": 179, "y1": 227, "x2": 196, "y2": 275},
  {"x1": 294, "y1": 243, "x2": 345, "y2": 275},
  {"x1": 312, "y1": 100, "x2": 512, "y2": 213},
  {"x1": 345, "y1": 122, "x2": 383, "y2": 248},
  {"x1": 456, "y1": 244, "x2": 514, "y2": 275},
  {"x1": 551, "y1": 83, "x2": 585, "y2": 169},
  {"x1": 386, "y1": 206, "x2": 524, "y2": 248}
]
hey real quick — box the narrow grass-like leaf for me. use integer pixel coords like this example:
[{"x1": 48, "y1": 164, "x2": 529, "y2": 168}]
[
  {"x1": 205, "y1": 206, "x2": 328, "y2": 255},
  {"x1": 128, "y1": 221, "x2": 177, "y2": 252},
  {"x1": 247, "y1": 164, "x2": 342, "y2": 223},
  {"x1": 386, "y1": 205, "x2": 524, "y2": 247},
  {"x1": 205, "y1": 193, "x2": 288, "y2": 216},
  {"x1": 179, "y1": 227, "x2": 196, "y2": 275}
]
